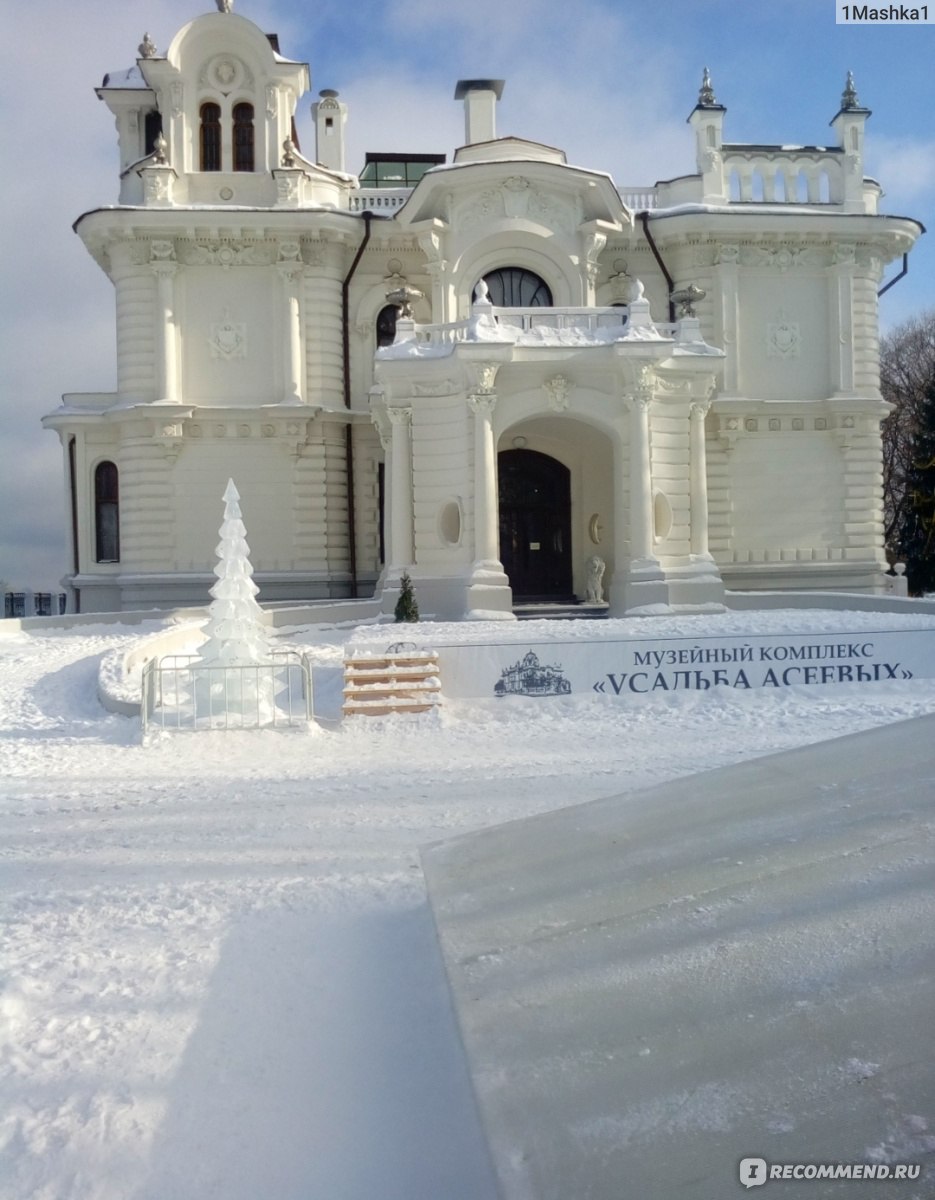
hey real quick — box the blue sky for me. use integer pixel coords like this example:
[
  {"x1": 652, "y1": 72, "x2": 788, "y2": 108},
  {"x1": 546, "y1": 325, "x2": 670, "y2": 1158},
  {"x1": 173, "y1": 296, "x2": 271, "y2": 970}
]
[{"x1": 2, "y1": 0, "x2": 932, "y2": 592}]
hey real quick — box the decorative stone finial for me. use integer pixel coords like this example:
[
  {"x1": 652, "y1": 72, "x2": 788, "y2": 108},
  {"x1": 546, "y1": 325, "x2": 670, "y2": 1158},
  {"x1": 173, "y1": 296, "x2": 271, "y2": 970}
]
[
  {"x1": 153, "y1": 132, "x2": 168, "y2": 165},
  {"x1": 841, "y1": 70, "x2": 860, "y2": 110},
  {"x1": 698, "y1": 67, "x2": 717, "y2": 107},
  {"x1": 670, "y1": 284, "x2": 706, "y2": 318},
  {"x1": 216, "y1": 0, "x2": 233, "y2": 12},
  {"x1": 139, "y1": 33, "x2": 157, "y2": 58},
  {"x1": 473, "y1": 278, "x2": 491, "y2": 305},
  {"x1": 282, "y1": 138, "x2": 296, "y2": 167}
]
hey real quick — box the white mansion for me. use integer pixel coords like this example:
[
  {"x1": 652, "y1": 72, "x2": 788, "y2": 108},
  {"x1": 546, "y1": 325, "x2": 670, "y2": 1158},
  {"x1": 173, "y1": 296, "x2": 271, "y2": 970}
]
[{"x1": 43, "y1": 4, "x2": 922, "y2": 617}]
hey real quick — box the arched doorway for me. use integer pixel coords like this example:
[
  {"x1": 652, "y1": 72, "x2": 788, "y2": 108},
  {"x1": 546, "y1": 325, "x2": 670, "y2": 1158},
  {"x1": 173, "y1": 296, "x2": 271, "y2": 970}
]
[{"x1": 498, "y1": 449, "x2": 573, "y2": 601}]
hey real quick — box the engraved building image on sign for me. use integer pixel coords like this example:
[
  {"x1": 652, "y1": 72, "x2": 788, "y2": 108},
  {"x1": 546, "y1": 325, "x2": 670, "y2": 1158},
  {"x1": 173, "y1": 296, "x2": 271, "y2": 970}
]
[{"x1": 495, "y1": 652, "x2": 572, "y2": 697}]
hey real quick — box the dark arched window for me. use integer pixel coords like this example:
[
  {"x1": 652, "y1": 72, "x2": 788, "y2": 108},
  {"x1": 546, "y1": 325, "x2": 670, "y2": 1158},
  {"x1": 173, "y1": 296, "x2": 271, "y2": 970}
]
[
  {"x1": 144, "y1": 110, "x2": 163, "y2": 157},
  {"x1": 200, "y1": 102, "x2": 221, "y2": 171},
  {"x1": 94, "y1": 462, "x2": 120, "y2": 563},
  {"x1": 482, "y1": 268, "x2": 552, "y2": 307},
  {"x1": 233, "y1": 103, "x2": 255, "y2": 171},
  {"x1": 376, "y1": 304, "x2": 401, "y2": 348}
]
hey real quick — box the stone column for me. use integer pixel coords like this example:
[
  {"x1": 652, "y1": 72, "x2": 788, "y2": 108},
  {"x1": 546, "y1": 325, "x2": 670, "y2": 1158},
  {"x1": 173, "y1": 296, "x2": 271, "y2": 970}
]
[
  {"x1": 278, "y1": 259, "x2": 305, "y2": 404},
  {"x1": 386, "y1": 405, "x2": 413, "y2": 570},
  {"x1": 151, "y1": 260, "x2": 179, "y2": 404},
  {"x1": 828, "y1": 243, "x2": 856, "y2": 397},
  {"x1": 689, "y1": 400, "x2": 711, "y2": 557},
  {"x1": 467, "y1": 392, "x2": 500, "y2": 567},
  {"x1": 714, "y1": 245, "x2": 740, "y2": 395},
  {"x1": 625, "y1": 389, "x2": 655, "y2": 562}
]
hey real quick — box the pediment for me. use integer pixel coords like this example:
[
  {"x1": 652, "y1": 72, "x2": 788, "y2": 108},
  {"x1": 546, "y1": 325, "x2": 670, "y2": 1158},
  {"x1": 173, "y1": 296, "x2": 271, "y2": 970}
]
[{"x1": 397, "y1": 158, "x2": 629, "y2": 231}]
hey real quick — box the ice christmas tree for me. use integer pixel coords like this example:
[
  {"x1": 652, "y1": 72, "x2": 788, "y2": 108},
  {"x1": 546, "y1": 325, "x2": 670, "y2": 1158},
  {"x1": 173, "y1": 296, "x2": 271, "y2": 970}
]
[{"x1": 194, "y1": 480, "x2": 274, "y2": 721}]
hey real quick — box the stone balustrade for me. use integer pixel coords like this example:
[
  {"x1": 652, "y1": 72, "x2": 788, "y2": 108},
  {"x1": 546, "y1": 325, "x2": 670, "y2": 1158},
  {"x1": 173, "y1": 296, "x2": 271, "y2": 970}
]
[
  {"x1": 617, "y1": 186, "x2": 659, "y2": 211},
  {"x1": 387, "y1": 307, "x2": 634, "y2": 352},
  {"x1": 494, "y1": 306, "x2": 629, "y2": 335},
  {"x1": 721, "y1": 146, "x2": 845, "y2": 204},
  {"x1": 347, "y1": 187, "x2": 412, "y2": 212}
]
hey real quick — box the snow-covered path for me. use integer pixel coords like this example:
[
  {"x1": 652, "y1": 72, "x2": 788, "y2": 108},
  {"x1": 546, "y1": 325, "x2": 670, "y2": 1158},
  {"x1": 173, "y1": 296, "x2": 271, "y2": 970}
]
[{"x1": 2, "y1": 617, "x2": 935, "y2": 1199}]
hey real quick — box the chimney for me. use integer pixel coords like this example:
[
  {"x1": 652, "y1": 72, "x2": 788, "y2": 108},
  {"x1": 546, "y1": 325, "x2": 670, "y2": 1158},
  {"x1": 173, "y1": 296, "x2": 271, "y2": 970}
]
[
  {"x1": 455, "y1": 79, "x2": 505, "y2": 145},
  {"x1": 312, "y1": 89, "x2": 347, "y2": 173}
]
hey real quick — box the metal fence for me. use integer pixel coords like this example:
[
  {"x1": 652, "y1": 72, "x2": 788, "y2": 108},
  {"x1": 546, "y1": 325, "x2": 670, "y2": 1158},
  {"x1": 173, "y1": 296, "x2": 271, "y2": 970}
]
[{"x1": 141, "y1": 651, "x2": 313, "y2": 732}]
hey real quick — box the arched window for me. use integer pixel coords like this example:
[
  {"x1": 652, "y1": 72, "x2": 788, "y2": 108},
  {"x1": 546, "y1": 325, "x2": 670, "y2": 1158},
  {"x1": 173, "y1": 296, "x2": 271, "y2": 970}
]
[
  {"x1": 482, "y1": 268, "x2": 552, "y2": 307},
  {"x1": 144, "y1": 110, "x2": 163, "y2": 157},
  {"x1": 94, "y1": 462, "x2": 120, "y2": 563},
  {"x1": 233, "y1": 103, "x2": 255, "y2": 172},
  {"x1": 376, "y1": 304, "x2": 401, "y2": 348},
  {"x1": 200, "y1": 102, "x2": 222, "y2": 171}
]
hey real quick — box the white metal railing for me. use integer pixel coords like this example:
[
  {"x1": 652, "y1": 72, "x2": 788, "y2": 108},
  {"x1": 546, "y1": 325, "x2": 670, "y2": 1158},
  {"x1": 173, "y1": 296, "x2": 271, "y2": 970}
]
[
  {"x1": 141, "y1": 651, "x2": 313, "y2": 732},
  {"x1": 348, "y1": 187, "x2": 412, "y2": 213}
]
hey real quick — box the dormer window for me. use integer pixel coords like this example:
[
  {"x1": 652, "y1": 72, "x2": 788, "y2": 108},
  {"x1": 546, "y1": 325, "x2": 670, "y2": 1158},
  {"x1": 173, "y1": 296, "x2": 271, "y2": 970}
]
[
  {"x1": 200, "y1": 102, "x2": 222, "y2": 171},
  {"x1": 233, "y1": 103, "x2": 255, "y2": 172}
]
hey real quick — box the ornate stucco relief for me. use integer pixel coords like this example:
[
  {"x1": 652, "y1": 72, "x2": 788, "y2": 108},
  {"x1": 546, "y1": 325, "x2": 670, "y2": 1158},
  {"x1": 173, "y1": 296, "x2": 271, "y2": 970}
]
[{"x1": 210, "y1": 311, "x2": 247, "y2": 359}]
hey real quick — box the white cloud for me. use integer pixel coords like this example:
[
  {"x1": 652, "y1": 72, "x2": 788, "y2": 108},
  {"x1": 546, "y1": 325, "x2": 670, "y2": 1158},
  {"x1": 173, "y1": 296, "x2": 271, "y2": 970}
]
[{"x1": 867, "y1": 135, "x2": 935, "y2": 210}]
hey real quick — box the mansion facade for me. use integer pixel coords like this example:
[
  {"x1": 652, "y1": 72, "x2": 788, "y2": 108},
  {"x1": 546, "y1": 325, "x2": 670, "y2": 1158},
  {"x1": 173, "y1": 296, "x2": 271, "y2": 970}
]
[{"x1": 43, "y1": 5, "x2": 922, "y2": 617}]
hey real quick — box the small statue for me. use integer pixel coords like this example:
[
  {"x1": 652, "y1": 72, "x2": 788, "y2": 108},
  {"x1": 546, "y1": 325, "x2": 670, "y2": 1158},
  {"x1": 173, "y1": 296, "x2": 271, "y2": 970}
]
[
  {"x1": 281, "y1": 138, "x2": 296, "y2": 168},
  {"x1": 152, "y1": 132, "x2": 168, "y2": 165},
  {"x1": 841, "y1": 70, "x2": 860, "y2": 111},
  {"x1": 216, "y1": 0, "x2": 233, "y2": 12},
  {"x1": 698, "y1": 67, "x2": 717, "y2": 107},
  {"x1": 585, "y1": 556, "x2": 606, "y2": 605},
  {"x1": 139, "y1": 33, "x2": 157, "y2": 59}
]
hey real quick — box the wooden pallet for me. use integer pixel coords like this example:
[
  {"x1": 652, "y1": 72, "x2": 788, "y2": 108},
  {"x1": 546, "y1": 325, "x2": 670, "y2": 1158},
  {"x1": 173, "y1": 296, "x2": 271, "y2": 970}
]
[{"x1": 342, "y1": 652, "x2": 441, "y2": 717}]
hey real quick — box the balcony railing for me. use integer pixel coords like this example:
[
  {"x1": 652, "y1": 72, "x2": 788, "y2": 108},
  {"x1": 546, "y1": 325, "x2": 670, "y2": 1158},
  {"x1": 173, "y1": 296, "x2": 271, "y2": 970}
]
[
  {"x1": 348, "y1": 184, "x2": 660, "y2": 213},
  {"x1": 394, "y1": 306, "x2": 636, "y2": 352},
  {"x1": 348, "y1": 187, "x2": 412, "y2": 213},
  {"x1": 722, "y1": 146, "x2": 845, "y2": 205}
]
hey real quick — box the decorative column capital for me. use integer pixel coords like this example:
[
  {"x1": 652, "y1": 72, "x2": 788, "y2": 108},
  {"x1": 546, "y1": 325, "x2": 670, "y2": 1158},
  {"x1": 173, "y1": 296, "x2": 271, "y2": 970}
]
[
  {"x1": 386, "y1": 405, "x2": 412, "y2": 427},
  {"x1": 467, "y1": 392, "x2": 497, "y2": 418},
  {"x1": 151, "y1": 260, "x2": 178, "y2": 281},
  {"x1": 690, "y1": 399, "x2": 712, "y2": 420},
  {"x1": 276, "y1": 261, "x2": 304, "y2": 285},
  {"x1": 623, "y1": 391, "x2": 653, "y2": 414}
]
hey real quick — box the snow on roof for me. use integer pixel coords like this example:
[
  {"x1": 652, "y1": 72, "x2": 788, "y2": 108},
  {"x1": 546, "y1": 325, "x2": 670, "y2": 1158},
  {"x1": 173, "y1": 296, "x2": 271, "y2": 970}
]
[{"x1": 100, "y1": 64, "x2": 148, "y2": 89}]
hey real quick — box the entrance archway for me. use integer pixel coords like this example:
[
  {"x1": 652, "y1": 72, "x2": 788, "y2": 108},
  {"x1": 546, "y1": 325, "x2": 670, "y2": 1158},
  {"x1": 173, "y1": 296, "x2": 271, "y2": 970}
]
[{"x1": 498, "y1": 449, "x2": 573, "y2": 601}]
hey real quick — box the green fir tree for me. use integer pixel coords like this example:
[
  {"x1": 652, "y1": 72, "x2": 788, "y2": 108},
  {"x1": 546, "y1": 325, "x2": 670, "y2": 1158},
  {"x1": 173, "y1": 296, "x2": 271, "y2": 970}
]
[{"x1": 394, "y1": 572, "x2": 419, "y2": 622}]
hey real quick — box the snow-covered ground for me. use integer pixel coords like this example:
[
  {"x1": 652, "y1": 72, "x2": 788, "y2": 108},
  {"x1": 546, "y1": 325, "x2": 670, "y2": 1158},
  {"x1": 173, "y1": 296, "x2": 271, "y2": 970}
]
[{"x1": 2, "y1": 611, "x2": 935, "y2": 1200}]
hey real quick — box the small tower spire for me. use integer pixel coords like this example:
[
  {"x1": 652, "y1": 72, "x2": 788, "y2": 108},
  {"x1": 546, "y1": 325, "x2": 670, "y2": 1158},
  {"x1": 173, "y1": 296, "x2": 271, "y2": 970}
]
[
  {"x1": 841, "y1": 70, "x2": 860, "y2": 110},
  {"x1": 698, "y1": 67, "x2": 717, "y2": 108}
]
